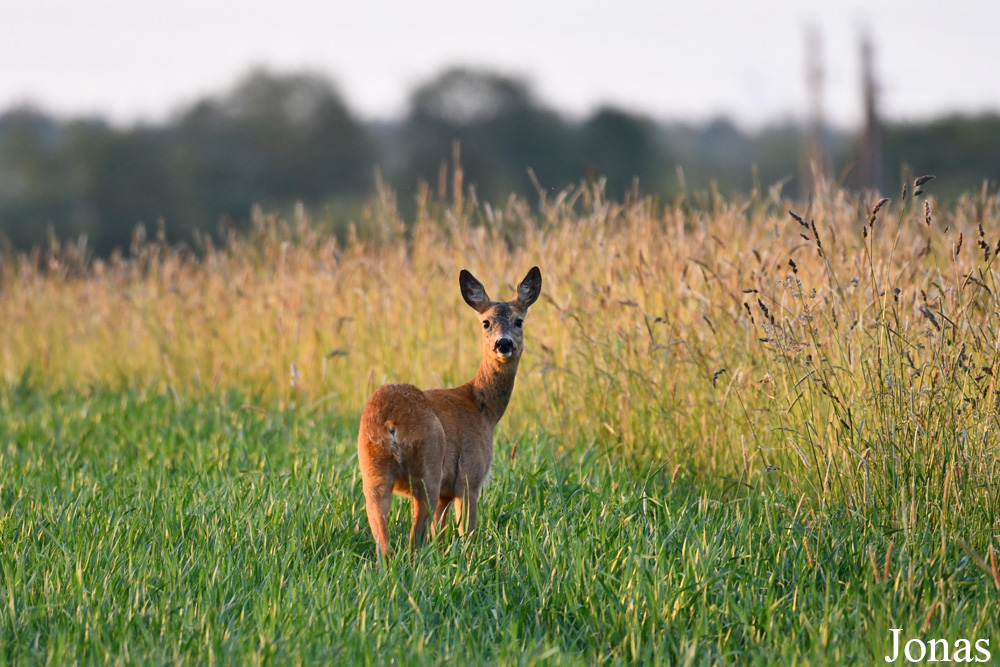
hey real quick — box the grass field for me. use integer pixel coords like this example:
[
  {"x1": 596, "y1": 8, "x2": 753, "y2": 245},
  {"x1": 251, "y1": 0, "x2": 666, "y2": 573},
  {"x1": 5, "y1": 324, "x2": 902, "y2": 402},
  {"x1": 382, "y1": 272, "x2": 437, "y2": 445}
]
[{"x1": 1, "y1": 176, "x2": 999, "y2": 664}]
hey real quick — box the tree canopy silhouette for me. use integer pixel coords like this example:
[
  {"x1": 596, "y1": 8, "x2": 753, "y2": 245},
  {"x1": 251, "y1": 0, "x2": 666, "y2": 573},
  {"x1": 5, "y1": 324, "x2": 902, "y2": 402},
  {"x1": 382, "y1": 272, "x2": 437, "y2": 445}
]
[
  {"x1": 0, "y1": 67, "x2": 997, "y2": 256},
  {"x1": 402, "y1": 67, "x2": 574, "y2": 202}
]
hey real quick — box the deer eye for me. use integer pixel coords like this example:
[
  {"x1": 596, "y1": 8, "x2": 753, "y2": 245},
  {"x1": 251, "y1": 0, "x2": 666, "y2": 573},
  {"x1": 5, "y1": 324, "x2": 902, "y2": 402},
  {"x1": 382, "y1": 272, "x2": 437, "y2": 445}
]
[
  {"x1": 482, "y1": 320, "x2": 490, "y2": 329},
  {"x1": 515, "y1": 318, "x2": 524, "y2": 328}
]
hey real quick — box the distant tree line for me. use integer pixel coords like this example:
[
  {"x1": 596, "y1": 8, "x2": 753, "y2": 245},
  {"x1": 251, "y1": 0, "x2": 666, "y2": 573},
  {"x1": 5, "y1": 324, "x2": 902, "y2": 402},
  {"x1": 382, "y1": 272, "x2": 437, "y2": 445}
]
[{"x1": 1, "y1": 67, "x2": 998, "y2": 255}]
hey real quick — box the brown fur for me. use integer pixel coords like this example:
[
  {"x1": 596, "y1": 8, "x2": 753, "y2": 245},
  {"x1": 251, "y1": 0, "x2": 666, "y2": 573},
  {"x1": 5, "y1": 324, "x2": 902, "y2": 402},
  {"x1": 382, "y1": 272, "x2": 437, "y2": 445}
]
[{"x1": 357, "y1": 267, "x2": 542, "y2": 560}]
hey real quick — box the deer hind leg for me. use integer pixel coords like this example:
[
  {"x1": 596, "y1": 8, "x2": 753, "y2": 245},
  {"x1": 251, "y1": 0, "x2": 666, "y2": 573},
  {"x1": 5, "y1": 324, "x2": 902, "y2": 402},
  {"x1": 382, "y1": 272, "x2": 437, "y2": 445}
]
[
  {"x1": 407, "y1": 421, "x2": 446, "y2": 552},
  {"x1": 362, "y1": 475, "x2": 395, "y2": 562}
]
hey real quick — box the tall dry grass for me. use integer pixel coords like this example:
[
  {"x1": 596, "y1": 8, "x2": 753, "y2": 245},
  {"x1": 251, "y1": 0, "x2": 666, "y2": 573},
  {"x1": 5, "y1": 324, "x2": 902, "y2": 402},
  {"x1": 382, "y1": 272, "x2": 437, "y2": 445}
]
[{"x1": 2, "y1": 174, "x2": 999, "y2": 524}]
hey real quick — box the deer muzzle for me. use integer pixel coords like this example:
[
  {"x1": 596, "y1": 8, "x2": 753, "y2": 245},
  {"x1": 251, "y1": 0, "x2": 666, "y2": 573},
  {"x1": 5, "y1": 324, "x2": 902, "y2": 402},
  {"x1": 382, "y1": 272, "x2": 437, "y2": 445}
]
[{"x1": 495, "y1": 337, "x2": 515, "y2": 357}]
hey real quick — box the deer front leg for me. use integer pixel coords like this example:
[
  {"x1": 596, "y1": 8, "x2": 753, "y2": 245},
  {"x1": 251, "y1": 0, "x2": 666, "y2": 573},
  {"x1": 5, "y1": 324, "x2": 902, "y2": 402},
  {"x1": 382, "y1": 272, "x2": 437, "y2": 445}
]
[
  {"x1": 433, "y1": 496, "x2": 453, "y2": 531},
  {"x1": 408, "y1": 474, "x2": 441, "y2": 551},
  {"x1": 452, "y1": 488, "x2": 480, "y2": 537}
]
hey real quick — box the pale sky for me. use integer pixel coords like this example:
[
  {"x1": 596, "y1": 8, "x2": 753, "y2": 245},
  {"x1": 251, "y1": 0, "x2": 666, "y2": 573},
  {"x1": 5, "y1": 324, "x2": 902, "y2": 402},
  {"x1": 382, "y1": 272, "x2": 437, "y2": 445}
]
[{"x1": 4, "y1": 0, "x2": 999, "y2": 129}]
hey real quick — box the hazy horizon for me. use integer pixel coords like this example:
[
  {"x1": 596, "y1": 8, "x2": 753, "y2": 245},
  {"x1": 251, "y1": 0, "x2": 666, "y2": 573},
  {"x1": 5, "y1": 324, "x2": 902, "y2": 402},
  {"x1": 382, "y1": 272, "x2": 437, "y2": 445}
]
[{"x1": 5, "y1": 0, "x2": 1000, "y2": 130}]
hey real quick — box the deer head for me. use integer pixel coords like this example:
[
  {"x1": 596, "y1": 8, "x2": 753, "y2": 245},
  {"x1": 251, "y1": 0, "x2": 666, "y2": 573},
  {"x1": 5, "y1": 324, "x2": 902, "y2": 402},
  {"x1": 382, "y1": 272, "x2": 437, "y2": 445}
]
[{"x1": 460, "y1": 266, "x2": 542, "y2": 363}]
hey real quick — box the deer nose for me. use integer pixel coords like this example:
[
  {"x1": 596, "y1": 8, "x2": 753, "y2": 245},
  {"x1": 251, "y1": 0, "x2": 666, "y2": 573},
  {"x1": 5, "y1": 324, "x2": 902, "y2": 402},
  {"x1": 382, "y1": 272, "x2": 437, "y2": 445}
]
[{"x1": 495, "y1": 338, "x2": 515, "y2": 356}]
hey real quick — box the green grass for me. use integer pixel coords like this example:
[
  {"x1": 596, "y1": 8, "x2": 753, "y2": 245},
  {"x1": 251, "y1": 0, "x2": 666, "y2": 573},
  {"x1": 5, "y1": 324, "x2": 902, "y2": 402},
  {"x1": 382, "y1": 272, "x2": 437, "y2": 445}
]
[
  {"x1": 3, "y1": 180, "x2": 1000, "y2": 663},
  {"x1": 2, "y1": 387, "x2": 996, "y2": 665}
]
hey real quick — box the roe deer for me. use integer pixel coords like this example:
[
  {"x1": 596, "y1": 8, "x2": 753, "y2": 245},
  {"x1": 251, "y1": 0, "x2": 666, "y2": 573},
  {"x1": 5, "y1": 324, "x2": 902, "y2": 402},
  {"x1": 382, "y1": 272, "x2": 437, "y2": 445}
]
[{"x1": 357, "y1": 266, "x2": 542, "y2": 560}]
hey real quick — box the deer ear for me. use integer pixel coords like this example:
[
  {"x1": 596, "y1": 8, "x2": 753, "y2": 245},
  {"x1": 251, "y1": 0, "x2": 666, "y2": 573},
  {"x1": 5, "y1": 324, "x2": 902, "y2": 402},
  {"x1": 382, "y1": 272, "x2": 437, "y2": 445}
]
[
  {"x1": 459, "y1": 269, "x2": 491, "y2": 313},
  {"x1": 514, "y1": 266, "x2": 542, "y2": 308}
]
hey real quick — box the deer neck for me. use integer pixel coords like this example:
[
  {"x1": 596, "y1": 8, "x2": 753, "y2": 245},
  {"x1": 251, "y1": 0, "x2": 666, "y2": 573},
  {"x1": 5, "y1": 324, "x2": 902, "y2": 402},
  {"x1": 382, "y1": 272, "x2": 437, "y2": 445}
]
[{"x1": 470, "y1": 354, "x2": 520, "y2": 426}]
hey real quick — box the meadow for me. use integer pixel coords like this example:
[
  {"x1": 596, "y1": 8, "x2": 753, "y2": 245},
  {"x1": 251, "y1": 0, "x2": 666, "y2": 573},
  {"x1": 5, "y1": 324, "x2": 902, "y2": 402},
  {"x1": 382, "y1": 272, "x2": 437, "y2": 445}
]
[{"x1": 1, "y1": 173, "x2": 998, "y2": 664}]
